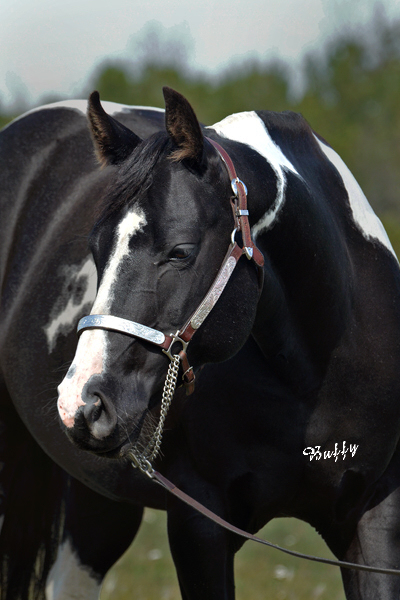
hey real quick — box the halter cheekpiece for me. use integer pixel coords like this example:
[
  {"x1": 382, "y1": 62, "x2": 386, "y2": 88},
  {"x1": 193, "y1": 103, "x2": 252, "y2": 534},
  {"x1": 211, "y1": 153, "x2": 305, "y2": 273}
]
[{"x1": 77, "y1": 138, "x2": 264, "y2": 474}]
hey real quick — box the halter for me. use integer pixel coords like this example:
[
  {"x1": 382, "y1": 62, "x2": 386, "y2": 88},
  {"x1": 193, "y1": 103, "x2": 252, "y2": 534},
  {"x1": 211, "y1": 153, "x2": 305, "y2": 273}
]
[
  {"x1": 77, "y1": 138, "x2": 264, "y2": 471},
  {"x1": 75, "y1": 139, "x2": 400, "y2": 578}
]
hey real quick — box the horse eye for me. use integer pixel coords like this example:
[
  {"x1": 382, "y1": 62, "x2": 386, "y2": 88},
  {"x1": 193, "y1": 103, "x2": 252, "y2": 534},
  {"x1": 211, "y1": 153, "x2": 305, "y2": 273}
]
[{"x1": 169, "y1": 244, "x2": 196, "y2": 260}]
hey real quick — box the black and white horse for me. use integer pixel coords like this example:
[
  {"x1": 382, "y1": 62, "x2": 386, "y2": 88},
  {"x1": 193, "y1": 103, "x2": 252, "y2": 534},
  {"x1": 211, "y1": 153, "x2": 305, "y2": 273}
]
[{"x1": 1, "y1": 87, "x2": 400, "y2": 599}]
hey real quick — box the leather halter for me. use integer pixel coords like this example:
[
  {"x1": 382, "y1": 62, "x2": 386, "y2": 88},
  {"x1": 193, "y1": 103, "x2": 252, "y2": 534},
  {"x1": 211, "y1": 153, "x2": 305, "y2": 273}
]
[
  {"x1": 77, "y1": 138, "x2": 264, "y2": 393},
  {"x1": 75, "y1": 139, "x2": 400, "y2": 577}
]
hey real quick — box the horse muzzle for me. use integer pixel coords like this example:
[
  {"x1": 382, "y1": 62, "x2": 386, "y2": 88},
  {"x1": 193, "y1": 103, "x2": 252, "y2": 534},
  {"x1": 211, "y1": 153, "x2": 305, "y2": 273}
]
[{"x1": 57, "y1": 369, "x2": 150, "y2": 456}]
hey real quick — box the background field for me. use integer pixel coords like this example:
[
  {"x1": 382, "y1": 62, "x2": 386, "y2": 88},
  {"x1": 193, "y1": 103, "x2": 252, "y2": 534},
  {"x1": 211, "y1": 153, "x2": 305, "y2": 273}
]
[{"x1": 101, "y1": 509, "x2": 346, "y2": 600}]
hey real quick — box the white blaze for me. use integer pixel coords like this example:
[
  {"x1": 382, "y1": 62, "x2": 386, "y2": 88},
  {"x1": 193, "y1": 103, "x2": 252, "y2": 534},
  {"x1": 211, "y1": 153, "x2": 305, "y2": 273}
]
[
  {"x1": 91, "y1": 207, "x2": 147, "y2": 314},
  {"x1": 57, "y1": 207, "x2": 147, "y2": 428}
]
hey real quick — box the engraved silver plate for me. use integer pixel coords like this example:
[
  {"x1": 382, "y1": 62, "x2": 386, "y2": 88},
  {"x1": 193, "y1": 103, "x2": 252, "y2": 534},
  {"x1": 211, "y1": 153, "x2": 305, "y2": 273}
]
[
  {"x1": 191, "y1": 256, "x2": 237, "y2": 330},
  {"x1": 77, "y1": 315, "x2": 165, "y2": 346}
]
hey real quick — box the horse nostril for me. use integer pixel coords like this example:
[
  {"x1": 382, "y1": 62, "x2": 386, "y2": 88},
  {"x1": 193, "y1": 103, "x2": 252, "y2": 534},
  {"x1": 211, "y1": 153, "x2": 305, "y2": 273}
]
[
  {"x1": 82, "y1": 396, "x2": 103, "y2": 423},
  {"x1": 80, "y1": 379, "x2": 118, "y2": 440}
]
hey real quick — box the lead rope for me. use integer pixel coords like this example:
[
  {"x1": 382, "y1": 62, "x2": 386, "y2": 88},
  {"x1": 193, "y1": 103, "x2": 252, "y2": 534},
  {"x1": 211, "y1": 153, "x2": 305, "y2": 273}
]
[
  {"x1": 128, "y1": 394, "x2": 400, "y2": 578},
  {"x1": 129, "y1": 375, "x2": 400, "y2": 577},
  {"x1": 151, "y1": 470, "x2": 400, "y2": 577},
  {"x1": 128, "y1": 354, "x2": 181, "y2": 477},
  {"x1": 137, "y1": 465, "x2": 400, "y2": 577}
]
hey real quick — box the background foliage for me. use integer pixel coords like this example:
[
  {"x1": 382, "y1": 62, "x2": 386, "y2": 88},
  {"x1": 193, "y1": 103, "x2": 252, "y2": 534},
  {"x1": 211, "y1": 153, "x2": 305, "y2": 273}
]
[
  {"x1": 2, "y1": 13, "x2": 400, "y2": 249},
  {"x1": 2, "y1": 13, "x2": 400, "y2": 242}
]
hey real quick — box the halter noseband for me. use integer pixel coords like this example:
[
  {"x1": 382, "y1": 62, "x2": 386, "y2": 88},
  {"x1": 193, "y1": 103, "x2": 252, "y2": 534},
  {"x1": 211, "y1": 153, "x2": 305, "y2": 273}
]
[{"x1": 77, "y1": 138, "x2": 264, "y2": 394}]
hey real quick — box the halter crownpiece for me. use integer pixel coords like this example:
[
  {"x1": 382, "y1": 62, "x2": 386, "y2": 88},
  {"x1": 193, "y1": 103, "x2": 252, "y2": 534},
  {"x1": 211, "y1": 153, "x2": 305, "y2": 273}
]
[
  {"x1": 207, "y1": 138, "x2": 264, "y2": 269},
  {"x1": 77, "y1": 138, "x2": 264, "y2": 473}
]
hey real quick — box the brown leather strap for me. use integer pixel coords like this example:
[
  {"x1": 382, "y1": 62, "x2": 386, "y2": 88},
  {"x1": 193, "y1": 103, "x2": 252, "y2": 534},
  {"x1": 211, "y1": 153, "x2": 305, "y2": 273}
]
[
  {"x1": 153, "y1": 470, "x2": 400, "y2": 576},
  {"x1": 206, "y1": 138, "x2": 264, "y2": 269},
  {"x1": 178, "y1": 242, "x2": 243, "y2": 344},
  {"x1": 179, "y1": 350, "x2": 195, "y2": 395},
  {"x1": 159, "y1": 245, "x2": 242, "y2": 394},
  {"x1": 164, "y1": 243, "x2": 248, "y2": 395}
]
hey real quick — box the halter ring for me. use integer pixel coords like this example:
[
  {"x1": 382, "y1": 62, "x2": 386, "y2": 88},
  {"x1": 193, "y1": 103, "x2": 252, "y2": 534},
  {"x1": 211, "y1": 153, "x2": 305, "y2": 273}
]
[{"x1": 162, "y1": 331, "x2": 189, "y2": 362}]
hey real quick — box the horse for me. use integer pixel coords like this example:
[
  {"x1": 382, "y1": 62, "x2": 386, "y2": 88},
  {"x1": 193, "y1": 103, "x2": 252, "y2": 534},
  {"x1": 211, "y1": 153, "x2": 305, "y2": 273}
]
[{"x1": 1, "y1": 86, "x2": 400, "y2": 600}]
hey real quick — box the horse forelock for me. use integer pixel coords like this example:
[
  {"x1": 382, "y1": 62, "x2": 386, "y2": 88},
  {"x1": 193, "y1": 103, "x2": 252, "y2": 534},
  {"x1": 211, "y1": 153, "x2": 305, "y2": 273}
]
[{"x1": 95, "y1": 132, "x2": 175, "y2": 223}]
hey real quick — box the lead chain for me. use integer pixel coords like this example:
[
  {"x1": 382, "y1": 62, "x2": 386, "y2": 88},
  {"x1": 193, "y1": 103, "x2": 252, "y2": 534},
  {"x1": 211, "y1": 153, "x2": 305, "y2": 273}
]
[{"x1": 129, "y1": 354, "x2": 181, "y2": 477}]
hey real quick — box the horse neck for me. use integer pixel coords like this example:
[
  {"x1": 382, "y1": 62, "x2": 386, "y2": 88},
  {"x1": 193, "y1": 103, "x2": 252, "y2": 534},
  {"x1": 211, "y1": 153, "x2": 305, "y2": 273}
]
[{"x1": 250, "y1": 175, "x2": 354, "y2": 395}]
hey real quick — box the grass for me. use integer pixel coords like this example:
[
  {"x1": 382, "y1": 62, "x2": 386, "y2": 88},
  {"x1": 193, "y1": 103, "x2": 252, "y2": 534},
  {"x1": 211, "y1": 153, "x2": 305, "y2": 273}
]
[{"x1": 101, "y1": 509, "x2": 346, "y2": 600}]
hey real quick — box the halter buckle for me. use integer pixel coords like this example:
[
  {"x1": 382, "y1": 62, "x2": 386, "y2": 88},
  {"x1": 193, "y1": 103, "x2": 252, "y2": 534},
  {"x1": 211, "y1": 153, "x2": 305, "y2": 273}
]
[
  {"x1": 162, "y1": 331, "x2": 189, "y2": 362},
  {"x1": 231, "y1": 177, "x2": 248, "y2": 196}
]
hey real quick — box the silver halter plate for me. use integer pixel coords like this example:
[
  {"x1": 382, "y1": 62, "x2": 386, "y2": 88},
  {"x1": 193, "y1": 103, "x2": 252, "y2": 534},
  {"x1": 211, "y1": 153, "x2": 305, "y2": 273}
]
[{"x1": 77, "y1": 314, "x2": 166, "y2": 346}]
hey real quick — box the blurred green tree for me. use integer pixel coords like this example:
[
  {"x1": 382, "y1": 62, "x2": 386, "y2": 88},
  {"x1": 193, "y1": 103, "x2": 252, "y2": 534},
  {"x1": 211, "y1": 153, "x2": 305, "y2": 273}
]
[{"x1": 2, "y1": 13, "x2": 400, "y2": 245}]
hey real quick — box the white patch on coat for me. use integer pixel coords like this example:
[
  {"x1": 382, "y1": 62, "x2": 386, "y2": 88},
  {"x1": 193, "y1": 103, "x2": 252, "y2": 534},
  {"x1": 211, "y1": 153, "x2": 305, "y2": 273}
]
[
  {"x1": 315, "y1": 136, "x2": 396, "y2": 258},
  {"x1": 44, "y1": 257, "x2": 97, "y2": 353},
  {"x1": 4, "y1": 100, "x2": 164, "y2": 130},
  {"x1": 209, "y1": 112, "x2": 301, "y2": 237},
  {"x1": 57, "y1": 206, "x2": 147, "y2": 428},
  {"x1": 45, "y1": 538, "x2": 101, "y2": 600}
]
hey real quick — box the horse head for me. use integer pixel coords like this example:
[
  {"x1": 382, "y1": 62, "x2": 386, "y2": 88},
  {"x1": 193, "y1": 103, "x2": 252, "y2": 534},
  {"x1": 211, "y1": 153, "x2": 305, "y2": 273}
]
[{"x1": 57, "y1": 88, "x2": 262, "y2": 459}]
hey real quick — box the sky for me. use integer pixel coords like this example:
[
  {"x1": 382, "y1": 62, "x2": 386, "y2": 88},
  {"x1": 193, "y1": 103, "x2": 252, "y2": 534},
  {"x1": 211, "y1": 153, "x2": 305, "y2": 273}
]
[{"x1": 1, "y1": 0, "x2": 400, "y2": 111}]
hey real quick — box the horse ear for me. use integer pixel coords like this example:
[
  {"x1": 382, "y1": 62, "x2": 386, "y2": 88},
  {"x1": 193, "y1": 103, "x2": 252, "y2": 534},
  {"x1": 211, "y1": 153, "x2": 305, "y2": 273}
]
[
  {"x1": 163, "y1": 87, "x2": 204, "y2": 164},
  {"x1": 87, "y1": 91, "x2": 142, "y2": 166}
]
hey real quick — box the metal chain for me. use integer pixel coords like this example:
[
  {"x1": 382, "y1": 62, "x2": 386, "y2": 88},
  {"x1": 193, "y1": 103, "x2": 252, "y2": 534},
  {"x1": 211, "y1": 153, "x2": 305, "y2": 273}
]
[{"x1": 129, "y1": 354, "x2": 181, "y2": 477}]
